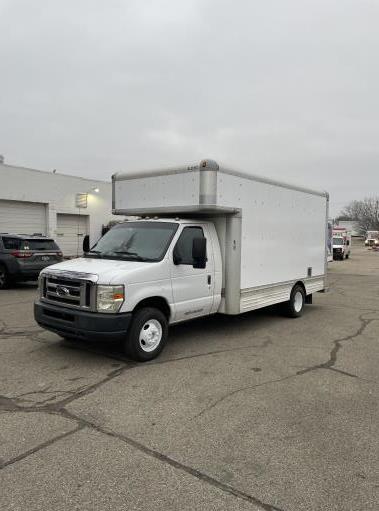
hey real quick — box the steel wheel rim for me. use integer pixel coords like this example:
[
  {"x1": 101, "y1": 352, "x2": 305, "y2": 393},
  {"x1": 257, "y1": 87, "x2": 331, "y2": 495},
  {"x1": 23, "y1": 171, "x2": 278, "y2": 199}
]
[
  {"x1": 294, "y1": 291, "x2": 303, "y2": 313},
  {"x1": 139, "y1": 319, "x2": 163, "y2": 352}
]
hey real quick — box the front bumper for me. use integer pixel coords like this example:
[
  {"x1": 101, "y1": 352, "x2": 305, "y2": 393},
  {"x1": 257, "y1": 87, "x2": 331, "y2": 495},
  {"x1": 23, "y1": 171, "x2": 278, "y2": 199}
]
[{"x1": 34, "y1": 300, "x2": 132, "y2": 341}]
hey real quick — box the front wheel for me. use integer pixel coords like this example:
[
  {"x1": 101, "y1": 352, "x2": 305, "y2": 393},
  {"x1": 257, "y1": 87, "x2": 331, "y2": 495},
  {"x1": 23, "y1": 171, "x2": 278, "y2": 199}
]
[
  {"x1": 124, "y1": 307, "x2": 168, "y2": 361},
  {"x1": 284, "y1": 284, "x2": 305, "y2": 318}
]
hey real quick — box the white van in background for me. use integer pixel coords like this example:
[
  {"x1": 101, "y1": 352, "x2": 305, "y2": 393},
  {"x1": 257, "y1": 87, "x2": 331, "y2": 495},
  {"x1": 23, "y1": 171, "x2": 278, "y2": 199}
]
[
  {"x1": 365, "y1": 231, "x2": 379, "y2": 248},
  {"x1": 332, "y1": 227, "x2": 351, "y2": 260}
]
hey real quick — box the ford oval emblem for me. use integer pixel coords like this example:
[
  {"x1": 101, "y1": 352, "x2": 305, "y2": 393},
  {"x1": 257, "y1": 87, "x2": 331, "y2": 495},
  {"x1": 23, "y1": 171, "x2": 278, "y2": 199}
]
[{"x1": 56, "y1": 285, "x2": 70, "y2": 297}]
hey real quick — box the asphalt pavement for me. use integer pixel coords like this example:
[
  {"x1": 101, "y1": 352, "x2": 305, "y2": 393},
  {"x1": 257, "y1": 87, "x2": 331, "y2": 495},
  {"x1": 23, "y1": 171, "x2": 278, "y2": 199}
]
[{"x1": 1, "y1": 242, "x2": 378, "y2": 510}]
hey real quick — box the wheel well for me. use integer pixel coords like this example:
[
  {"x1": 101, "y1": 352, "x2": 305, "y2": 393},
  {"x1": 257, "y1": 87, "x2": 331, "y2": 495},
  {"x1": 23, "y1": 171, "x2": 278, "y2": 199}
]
[
  {"x1": 134, "y1": 297, "x2": 171, "y2": 320},
  {"x1": 294, "y1": 281, "x2": 306, "y2": 296}
]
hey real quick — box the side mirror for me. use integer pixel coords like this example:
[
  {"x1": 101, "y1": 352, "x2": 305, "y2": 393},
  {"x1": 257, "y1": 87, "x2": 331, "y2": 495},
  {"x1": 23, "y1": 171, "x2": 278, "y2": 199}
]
[
  {"x1": 83, "y1": 235, "x2": 90, "y2": 253},
  {"x1": 192, "y1": 237, "x2": 207, "y2": 269}
]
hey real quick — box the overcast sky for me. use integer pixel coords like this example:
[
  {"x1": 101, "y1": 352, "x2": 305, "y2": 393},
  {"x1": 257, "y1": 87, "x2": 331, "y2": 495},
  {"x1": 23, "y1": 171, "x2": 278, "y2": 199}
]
[{"x1": 1, "y1": 0, "x2": 378, "y2": 216}]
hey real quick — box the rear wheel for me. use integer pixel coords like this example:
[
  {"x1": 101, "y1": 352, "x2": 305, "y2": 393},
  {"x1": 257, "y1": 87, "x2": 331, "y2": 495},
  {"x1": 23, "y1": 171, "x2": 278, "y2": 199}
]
[
  {"x1": 284, "y1": 284, "x2": 305, "y2": 318},
  {"x1": 124, "y1": 307, "x2": 168, "y2": 362},
  {"x1": 0, "y1": 264, "x2": 10, "y2": 290}
]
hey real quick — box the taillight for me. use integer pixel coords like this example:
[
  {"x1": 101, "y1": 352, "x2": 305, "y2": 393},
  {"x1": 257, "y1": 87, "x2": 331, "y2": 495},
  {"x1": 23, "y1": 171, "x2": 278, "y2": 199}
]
[{"x1": 11, "y1": 251, "x2": 33, "y2": 258}]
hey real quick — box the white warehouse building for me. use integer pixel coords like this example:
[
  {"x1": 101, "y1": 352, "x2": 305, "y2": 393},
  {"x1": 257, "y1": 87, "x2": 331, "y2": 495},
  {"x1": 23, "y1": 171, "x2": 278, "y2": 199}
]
[{"x1": 0, "y1": 160, "x2": 116, "y2": 257}]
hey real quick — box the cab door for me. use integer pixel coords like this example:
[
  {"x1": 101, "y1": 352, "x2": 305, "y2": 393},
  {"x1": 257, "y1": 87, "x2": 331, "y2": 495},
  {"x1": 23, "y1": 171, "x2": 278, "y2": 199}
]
[{"x1": 170, "y1": 225, "x2": 214, "y2": 322}]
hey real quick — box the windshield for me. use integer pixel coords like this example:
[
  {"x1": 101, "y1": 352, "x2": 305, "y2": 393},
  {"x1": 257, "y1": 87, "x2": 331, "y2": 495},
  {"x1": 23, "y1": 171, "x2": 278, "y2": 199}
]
[
  {"x1": 333, "y1": 238, "x2": 344, "y2": 245},
  {"x1": 87, "y1": 221, "x2": 178, "y2": 262}
]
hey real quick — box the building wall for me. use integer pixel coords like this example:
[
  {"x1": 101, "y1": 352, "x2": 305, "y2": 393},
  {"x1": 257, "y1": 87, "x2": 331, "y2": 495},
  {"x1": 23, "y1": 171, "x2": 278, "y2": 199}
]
[{"x1": 0, "y1": 163, "x2": 116, "y2": 248}]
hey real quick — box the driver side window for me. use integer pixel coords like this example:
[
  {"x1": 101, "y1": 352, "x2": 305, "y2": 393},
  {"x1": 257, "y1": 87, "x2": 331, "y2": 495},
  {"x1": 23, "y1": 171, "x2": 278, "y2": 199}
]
[{"x1": 174, "y1": 227, "x2": 204, "y2": 265}]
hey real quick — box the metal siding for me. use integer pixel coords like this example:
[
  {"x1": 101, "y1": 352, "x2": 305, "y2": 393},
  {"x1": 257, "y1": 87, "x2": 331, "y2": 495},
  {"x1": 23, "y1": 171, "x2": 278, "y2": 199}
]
[
  {"x1": 0, "y1": 199, "x2": 47, "y2": 235},
  {"x1": 240, "y1": 283, "x2": 291, "y2": 312},
  {"x1": 239, "y1": 276, "x2": 325, "y2": 313}
]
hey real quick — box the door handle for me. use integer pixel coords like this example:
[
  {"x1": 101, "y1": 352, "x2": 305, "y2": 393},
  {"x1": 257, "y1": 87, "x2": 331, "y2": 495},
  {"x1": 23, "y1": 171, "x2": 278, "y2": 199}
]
[{"x1": 207, "y1": 275, "x2": 212, "y2": 285}]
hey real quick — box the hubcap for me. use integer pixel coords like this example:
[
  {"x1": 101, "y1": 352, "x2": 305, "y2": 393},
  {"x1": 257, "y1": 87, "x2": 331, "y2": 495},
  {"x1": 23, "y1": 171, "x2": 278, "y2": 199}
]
[
  {"x1": 294, "y1": 291, "x2": 303, "y2": 313},
  {"x1": 0, "y1": 270, "x2": 5, "y2": 286},
  {"x1": 139, "y1": 319, "x2": 163, "y2": 352}
]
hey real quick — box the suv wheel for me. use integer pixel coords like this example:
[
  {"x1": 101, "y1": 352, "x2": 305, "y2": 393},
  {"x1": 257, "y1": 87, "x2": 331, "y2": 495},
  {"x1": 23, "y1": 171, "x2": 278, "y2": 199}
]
[
  {"x1": 0, "y1": 264, "x2": 9, "y2": 290},
  {"x1": 124, "y1": 307, "x2": 168, "y2": 362}
]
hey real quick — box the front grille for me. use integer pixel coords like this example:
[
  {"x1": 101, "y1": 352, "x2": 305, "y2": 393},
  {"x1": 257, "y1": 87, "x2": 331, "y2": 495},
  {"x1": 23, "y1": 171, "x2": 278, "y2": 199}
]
[{"x1": 41, "y1": 273, "x2": 95, "y2": 310}]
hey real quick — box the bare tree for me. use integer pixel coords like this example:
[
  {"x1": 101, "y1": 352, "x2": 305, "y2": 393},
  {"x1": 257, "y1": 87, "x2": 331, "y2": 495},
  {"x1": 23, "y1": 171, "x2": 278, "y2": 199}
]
[{"x1": 339, "y1": 198, "x2": 379, "y2": 234}]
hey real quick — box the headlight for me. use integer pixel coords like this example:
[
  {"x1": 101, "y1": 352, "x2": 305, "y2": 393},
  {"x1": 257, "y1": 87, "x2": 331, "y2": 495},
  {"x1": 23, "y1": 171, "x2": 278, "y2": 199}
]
[{"x1": 96, "y1": 285, "x2": 124, "y2": 313}]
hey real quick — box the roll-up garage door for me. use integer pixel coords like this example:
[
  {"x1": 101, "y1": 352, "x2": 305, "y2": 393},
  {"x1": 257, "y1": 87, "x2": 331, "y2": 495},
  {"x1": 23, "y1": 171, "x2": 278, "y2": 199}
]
[
  {"x1": 0, "y1": 200, "x2": 47, "y2": 235},
  {"x1": 56, "y1": 213, "x2": 89, "y2": 257}
]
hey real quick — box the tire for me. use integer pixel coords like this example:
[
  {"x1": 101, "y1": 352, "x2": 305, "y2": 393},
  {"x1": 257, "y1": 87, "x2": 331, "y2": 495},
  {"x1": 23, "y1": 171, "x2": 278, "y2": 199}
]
[
  {"x1": 124, "y1": 307, "x2": 168, "y2": 362},
  {"x1": 346, "y1": 253, "x2": 349, "y2": 259},
  {"x1": 0, "y1": 264, "x2": 10, "y2": 290},
  {"x1": 284, "y1": 284, "x2": 305, "y2": 318}
]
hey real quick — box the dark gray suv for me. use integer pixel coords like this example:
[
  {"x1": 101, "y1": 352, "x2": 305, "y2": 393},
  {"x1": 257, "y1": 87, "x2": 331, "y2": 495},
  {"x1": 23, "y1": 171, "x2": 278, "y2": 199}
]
[{"x1": 0, "y1": 234, "x2": 63, "y2": 289}]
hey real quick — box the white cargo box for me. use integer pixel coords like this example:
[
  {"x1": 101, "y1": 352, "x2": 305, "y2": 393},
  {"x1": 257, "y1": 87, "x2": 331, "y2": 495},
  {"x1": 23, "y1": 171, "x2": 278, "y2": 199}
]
[{"x1": 113, "y1": 159, "x2": 328, "y2": 314}]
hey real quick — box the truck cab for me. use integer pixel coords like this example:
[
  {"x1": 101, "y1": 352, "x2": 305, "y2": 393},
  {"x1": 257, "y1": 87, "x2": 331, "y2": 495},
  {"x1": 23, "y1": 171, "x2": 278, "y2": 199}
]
[{"x1": 35, "y1": 219, "x2": 222, "y2": 360}]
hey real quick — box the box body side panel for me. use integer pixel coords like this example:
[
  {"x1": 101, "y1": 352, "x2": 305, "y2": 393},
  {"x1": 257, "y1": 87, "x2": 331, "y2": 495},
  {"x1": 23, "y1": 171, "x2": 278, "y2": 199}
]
[
  {"x1": 217, "y1": 172, "x2": 327, "y2": 290},
  {"x1": 114, "y1": 171, "x2": 201, "y2": 212}
]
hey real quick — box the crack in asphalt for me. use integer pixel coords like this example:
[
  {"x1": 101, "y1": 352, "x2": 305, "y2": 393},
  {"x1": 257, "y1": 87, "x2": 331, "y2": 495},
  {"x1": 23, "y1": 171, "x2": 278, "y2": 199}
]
[
  {"x1": 0, "y1": 425, "x2": 84, "y2": 470},
  {"x1": 14, "y1": 386, "x2": 89, "y2": 406},
  {"x1": 82, "y1": 415, "x2": 285, "y2": 511},
  {"x1": 191, "y1": 374, "x2": 299, "y2": 421},
  {"x1": 0, "y1": 330, "x2": 283, "y2": 511},
  {"x1": 0, "y1": 364, "x2": 137, "y2": 411},
  {"x1": 1, "y1": 275, "x2": 377, "y2": 510},
  {"x1": 151, "y1": 338, "x2": 272, "y2": 366},
  {"x1": 327, "y1": 367, "x2": 359, "y2": 378},
  {"x1": 0, "y1": 316, "x2": 287, "y2": 509},
  {"x1": 62, "y1": 336, "x2": 273, "y2": 366},
  {"x1": 296, "y1": 313, "x2": 375, "y2": 376},
  {"x1": 191, "y1": 313, "x2": 379, "y2": 420},
  {"x1": 0, "y1": 399, "x2": 283, "y2": 510}
]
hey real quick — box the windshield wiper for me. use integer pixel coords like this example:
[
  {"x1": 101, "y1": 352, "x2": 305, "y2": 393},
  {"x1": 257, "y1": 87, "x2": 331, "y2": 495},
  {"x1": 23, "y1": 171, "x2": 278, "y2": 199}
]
[
  {"x1": 113, "y1": 250, "x2": 145, "y2": 260},
  {"x1": 85, "y1": 250, "x2": 154, "y2": 261},
  {"x1": 113, "y1": 251, "x2": 155, "y2": 262}
]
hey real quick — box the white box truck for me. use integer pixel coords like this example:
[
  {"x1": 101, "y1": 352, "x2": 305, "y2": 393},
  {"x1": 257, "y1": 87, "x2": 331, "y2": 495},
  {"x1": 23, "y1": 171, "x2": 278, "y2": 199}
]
[
  {"x1": 332, "y1": 227, "x2": 351, "y2": 260},
  {"x1": 34, "y1": 159, "x2": 329, "y2": 361}
]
